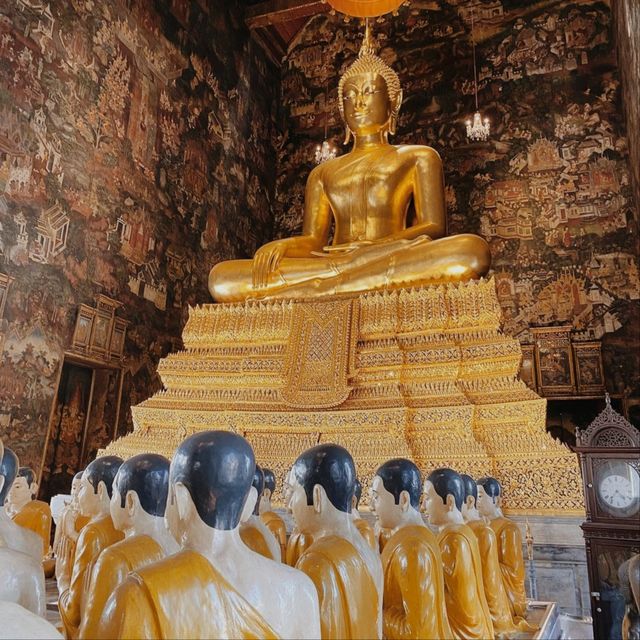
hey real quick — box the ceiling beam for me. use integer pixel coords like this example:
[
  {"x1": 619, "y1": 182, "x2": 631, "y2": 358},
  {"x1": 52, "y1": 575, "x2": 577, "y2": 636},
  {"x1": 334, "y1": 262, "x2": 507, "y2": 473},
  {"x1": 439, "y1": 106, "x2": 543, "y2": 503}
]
[{"x1": 245, "y1": 0, "x2": 329, "y2": 29}]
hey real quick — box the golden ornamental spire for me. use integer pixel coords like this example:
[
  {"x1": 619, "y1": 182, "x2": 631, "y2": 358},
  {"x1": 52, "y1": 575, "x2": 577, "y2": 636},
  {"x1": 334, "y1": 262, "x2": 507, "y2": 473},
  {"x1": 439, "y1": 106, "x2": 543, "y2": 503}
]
[{"x1": 360, "y1": 19, "x2": 376, "y2": 56}]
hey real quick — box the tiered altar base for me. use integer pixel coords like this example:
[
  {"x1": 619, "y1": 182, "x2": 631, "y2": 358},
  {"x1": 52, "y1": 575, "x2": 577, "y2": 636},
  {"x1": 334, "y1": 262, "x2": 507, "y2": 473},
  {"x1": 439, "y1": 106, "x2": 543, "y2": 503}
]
[{"x1": 105, "y1": 278, "x2": 583, "y2": 514}]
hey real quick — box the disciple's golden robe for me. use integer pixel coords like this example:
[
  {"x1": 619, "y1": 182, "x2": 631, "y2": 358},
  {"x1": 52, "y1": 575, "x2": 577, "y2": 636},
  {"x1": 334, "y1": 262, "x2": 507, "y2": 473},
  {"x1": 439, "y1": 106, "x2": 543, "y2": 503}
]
[
  {"x1": 78, "y1": 535, "x2": 164, "y2": 639},
  {"x1": 490, "y1": 517, "x2": 528, "y2": 617},
  {"x1": 296, "y1": 536, "x2": 379, "y2": 640},
  {"x1": 59, "y1": 516, "x2": 124, "y2": 639},
  {"x1": 286, "y1": 529, "x2": 314, "y2": 567},
  {"x1": 55, "y1": 511, "x2": 90, "y2": 593},
  {"x1": 260, "y1": 511, "x2": 287, "y2": 561},
  {"x1": 240, "y1": 521, "x2": 278, "y2": 561},
  {"x1": 96, "y1": 550, "x2": 279, "y2": 639},
  {"x1": 467, "y1": 520, "x2": 532, "y2": 636},
  {"x1": 438, "y1": 523, "x2": 494, "y2": 640},
  {"x1": 13, "y1": 500, "x2": 52, "y2": 558},
  {"x1": 381, "y1": 525, "x2": 453, "y2": 640},
  {"x1": 354, "y1": 518, "x2": 377, "y2": 551},
  {"x1": 377, "y1": 526, "x2": 394, "y2": 553}
]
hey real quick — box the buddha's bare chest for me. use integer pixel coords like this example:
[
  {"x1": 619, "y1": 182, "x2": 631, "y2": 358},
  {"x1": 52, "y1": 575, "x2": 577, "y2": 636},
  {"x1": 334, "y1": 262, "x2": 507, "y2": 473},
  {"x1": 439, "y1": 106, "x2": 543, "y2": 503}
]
[{"x1": 323, "y1": 158, "x2": 411, "y2": 241}]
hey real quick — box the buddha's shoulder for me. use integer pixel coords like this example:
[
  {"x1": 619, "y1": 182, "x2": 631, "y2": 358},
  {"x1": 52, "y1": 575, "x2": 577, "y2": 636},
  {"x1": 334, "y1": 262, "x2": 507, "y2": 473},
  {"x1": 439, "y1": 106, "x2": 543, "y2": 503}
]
[{"x1": 394, "y1": 144, "x2": 442, "y2": 163}]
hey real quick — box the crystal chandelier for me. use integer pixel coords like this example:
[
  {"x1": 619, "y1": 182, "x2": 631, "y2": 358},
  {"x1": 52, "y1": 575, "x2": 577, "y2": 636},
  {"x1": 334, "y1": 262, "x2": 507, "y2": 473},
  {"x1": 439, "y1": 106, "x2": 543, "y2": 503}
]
[
  {"x1": 465, "y1": 8, "x2": 490, "y2": 142},
  {"x1": 315, "y1": 81, "x2": 338, "y2": 164}
]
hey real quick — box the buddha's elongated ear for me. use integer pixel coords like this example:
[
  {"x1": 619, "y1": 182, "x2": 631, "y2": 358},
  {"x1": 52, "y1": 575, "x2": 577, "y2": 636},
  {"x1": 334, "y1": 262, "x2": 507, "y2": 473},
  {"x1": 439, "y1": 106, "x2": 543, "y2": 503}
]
[{"x1": 388, "y1": 89, "x2": 403, "y2": 136}]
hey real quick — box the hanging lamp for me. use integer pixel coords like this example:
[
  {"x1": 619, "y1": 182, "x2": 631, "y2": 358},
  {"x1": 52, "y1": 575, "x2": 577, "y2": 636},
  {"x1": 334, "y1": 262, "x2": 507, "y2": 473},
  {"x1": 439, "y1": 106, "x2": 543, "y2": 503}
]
[{"x1": 465, "y1": 7, "x2": 490, "y2": 142}]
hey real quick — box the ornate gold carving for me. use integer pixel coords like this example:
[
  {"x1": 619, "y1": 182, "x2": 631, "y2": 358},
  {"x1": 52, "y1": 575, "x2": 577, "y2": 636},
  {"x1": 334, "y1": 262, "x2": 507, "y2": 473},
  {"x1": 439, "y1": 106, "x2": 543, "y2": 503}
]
[{"x1": 103, "y1": 278, "x2": 584, "y2": 514}]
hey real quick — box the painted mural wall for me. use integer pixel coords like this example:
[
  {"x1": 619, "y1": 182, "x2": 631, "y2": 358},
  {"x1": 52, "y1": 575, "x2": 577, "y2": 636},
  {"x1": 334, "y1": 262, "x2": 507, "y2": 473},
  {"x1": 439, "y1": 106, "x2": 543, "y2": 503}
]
[
  {"x1": 274, "y1": 0, "x2": 639, "y2": 401},
  {"x1": 0, "y1": 0, "x2": 279, "y2": 482}
]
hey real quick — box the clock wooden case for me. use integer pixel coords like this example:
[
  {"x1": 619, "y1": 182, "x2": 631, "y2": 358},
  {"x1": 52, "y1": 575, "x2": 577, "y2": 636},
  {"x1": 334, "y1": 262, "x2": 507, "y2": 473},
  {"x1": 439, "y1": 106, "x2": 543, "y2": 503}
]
[{"x1": 576, "y1": 395, "x2": 640, "y2": 640}]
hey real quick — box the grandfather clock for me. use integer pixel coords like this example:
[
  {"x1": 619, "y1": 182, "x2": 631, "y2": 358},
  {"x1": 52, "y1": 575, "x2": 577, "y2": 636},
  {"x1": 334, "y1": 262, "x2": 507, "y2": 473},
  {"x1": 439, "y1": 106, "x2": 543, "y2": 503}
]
[{"x1": 576, "y1": 395, "x2": 640, "y2": 640}]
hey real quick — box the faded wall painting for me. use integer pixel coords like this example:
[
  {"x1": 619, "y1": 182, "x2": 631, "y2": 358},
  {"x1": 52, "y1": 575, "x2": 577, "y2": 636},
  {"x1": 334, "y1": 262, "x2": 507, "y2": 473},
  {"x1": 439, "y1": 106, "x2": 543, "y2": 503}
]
[
  {"x1": 0, "y1": 0, "x2": 279, "y2": 475},
  {"x1": 274, "y1": 0, "x2": 639, "y2": 400}
]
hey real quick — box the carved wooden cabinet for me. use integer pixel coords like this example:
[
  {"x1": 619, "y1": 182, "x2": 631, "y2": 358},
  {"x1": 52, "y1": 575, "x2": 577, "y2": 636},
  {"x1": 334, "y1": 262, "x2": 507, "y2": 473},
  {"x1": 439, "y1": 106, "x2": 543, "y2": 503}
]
[{"x1": 576, "y1": 396, "x2": 640, "y2": 640}]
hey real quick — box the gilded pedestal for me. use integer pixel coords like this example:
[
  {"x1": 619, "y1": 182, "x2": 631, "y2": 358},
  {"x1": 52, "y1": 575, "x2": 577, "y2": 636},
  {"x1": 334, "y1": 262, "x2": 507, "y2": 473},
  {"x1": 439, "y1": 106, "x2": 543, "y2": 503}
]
[{"x1": 104, "y1": 278, "x2": 583, "y2": 514}]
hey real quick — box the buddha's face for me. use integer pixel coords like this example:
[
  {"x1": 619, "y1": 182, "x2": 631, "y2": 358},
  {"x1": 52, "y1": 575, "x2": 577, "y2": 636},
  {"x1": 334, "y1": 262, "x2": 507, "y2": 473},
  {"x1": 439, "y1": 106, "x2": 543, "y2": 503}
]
[
  {"x1": 8, "y1": 476, "x2": 32, "y2": 508},
  {"x1": 342, "y1": 72, "x2": 392, "y2": 137}
]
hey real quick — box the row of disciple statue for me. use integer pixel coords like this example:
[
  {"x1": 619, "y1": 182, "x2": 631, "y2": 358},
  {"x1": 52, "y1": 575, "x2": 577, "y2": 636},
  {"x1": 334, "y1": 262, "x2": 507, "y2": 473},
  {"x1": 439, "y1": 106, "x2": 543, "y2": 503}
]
[{"x1": 1, "y1": 430, "x2": 540, "y2": 640}]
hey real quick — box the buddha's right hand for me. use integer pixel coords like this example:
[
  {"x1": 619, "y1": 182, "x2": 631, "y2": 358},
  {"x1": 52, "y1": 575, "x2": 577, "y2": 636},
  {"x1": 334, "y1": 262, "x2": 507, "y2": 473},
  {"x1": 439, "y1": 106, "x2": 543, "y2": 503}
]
[{"x1": 252, "y1": 239, "x2": 290, "y2": 289}]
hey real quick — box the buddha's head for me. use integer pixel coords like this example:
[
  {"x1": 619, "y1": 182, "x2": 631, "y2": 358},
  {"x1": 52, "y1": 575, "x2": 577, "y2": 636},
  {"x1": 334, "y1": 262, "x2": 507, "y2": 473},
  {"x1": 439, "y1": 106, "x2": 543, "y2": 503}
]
[
  {"x1": 78, "y1": 455, "x2": 123, "y2": 518},
  {"x1": 460, "y1": 473, "x2": 481, "y2": 522},
  {"x1": 0, "y1": 446, "x2": 18, "y2": 507},
  {"x1": 476, "y1": 476, "x2": 502, "y2": 519},
  {"x1": 338, "y1": 26, "x2": 402, "y2": 142},
  {"x1": 371, "y1": 458, "x2": 422, "y2": 529},
  {"x1": 110, "y1": 453, "x2": 170, "y2": 533},
  {"x1": 8, "y1": 466, "x2": 38, "y2": 509},
  {"x1": 423, "y1": 468, "x2": 465, "y2": 527},
  {"x1": 167, "y1": 431, "x2": 256, "y2": 541},
  {"x1": 288, "y1": 443, "x2": 356, "y2": 534}
]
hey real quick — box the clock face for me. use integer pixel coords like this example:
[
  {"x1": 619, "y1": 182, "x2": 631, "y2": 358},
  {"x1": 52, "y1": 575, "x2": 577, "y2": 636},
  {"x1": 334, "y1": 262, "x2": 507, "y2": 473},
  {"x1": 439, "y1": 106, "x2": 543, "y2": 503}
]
[{"x1": 595, "y1": 460, "x2": 640, "y2": 518}]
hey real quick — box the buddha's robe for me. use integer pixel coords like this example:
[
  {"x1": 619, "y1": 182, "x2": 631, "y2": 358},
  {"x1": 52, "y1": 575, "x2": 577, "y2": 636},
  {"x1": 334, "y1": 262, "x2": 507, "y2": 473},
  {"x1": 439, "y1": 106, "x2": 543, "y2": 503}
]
[
  {"x1": 438, "y1": 523, "x2": 494, "y2": 640},
  {"x1": 490, "y1": 517, "x2": 528, "y2": 617},
  {"x1": 260, "y1": 511, "x2": 287, "y2": 560},
  {"x1": 381, "y1": 525, "x2": 453, "y2": 640},
  {"x1": 55, "y1": 510, "x2": 89, "y2": 593},
  {"x1": 468, "y1": 520, "x2": 534, "y2": 636},
  {"x1": 79, "y1": 534, "x2": 164, "y2": 639},
  {"x1": 59, "y1": 515, "x2": 124, "y2": 639},
  {"x1": 240, "y1": 518, "x2": 280, "y2": 561},
  {"x1": 286, "y1": 529, "x2": 314, "y2": 567},
  {"x1": 12, "y1": 500, "x2": 52, "y2": 558},
  {"x1": 296, "y1": 535, "x2": 379, "y2": 640},
  {"x1": 96, "y1": 549, "x2": 279, "y2": 639},
  {"x1": 354, "y1": 518, "x2": 377, "y2": 551}
]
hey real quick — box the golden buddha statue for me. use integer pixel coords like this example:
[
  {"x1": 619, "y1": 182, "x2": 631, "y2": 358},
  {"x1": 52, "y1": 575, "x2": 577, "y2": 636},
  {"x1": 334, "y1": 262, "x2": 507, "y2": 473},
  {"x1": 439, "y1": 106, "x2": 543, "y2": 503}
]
[
  {"x1": 478, "y1": 477, "x2": 529, "y2": 618},
  {"x1": 208, "y1": 26, "x2": 490, "y2": 303},
  {"x1": 259, "y1": 468, "x2": 287, "y2": 561},
  {"x1": 371, "y1": 460, "x2": 453, "y2": 640},
  {"x1": 59, "y1": 456, "x2": 124, "y2": 639},
  {"x1": 461, "y1": 474, "x2": 534, "y2": 637},
  {"x1": 53, "y1": 472, "x2": 90, "y2": 594},
  {"x1": 7, "y1": 467, "x2": 52, "y2": 559},
  {"x1": 424, "y1": 469, "x2": 494, "y2": 640}
]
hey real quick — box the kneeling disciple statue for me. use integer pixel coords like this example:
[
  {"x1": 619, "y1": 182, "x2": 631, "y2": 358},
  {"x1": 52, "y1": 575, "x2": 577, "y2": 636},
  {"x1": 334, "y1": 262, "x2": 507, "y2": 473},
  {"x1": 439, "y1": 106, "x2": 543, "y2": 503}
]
[
  {"x1": 423, "y1": 468, "x2": 494, "y2": 640},
  {"x1": 79, "y1": 453, "x2": 179, "y2": 638},
  {"x1": 208, "y1": 25, "x2": 490, "y2": 303},
  {"x1": 477, "y1": 476, "x2": 529, "y2": 618},
  {"x1": 6, "y1": 466, "x2": 52, "y2": 560},
  {"x1": 97, "y1": 431, "x2": 321, "y2": 639},
  {"x1": 288, "y1": 443, "x2": 383, "y2": 639},
  {"x1": 0, "y1": 440, "x2": 45, "y2": 616},
  {"x1": 58, "y1": 455, "x2": 124, "y2": 639},
  {"x1": 461, "y1": 474, "x2": 534, "y2": 637},
  {"x1": 259, "y1": 467, "x2": 287, "y2": 561},
  {"x1": 371, "y1": 459, "x2": 453, "y2": 640},
  {"x1": 240, "y1": 464, "x2": 281, "y2": 561}
]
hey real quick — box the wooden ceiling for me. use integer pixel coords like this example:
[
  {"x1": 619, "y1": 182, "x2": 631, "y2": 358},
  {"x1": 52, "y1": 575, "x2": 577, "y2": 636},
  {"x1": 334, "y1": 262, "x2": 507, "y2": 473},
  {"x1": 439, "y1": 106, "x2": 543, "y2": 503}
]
[{"x1": 245, "y1": 0, "x2": 331, "y2": 64}]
